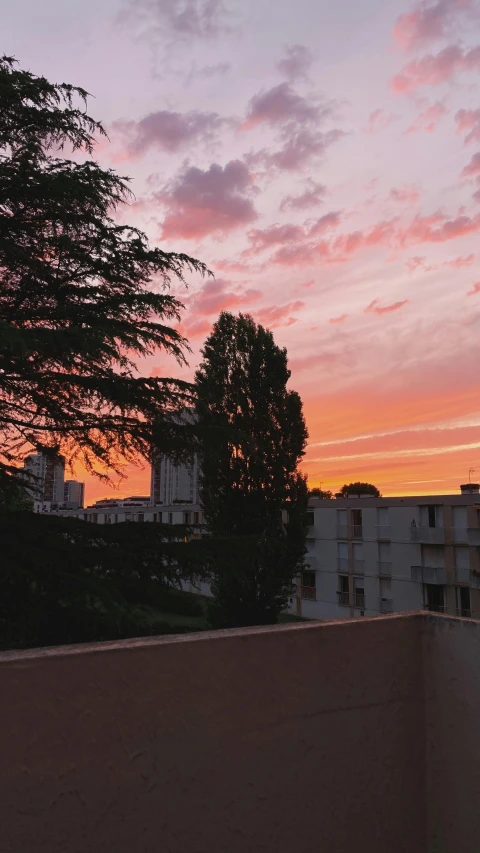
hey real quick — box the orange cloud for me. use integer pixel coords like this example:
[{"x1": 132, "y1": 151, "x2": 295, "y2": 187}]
[
  {"x1": 467, "y1": 281, "x2": 480, "y2": 295},
  {"x1": 364, "y1": 298, "x2": 410, "y2": 315},
  {"x1": 329, "y1": 313, "x2": 349, "y2": 324}
]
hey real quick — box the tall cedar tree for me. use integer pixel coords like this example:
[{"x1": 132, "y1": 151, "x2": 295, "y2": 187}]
[
  {"x1": 0, "y1": 56, "x2": 209, "y2": 487},
  {"x1": 195, "y1": 312, "x2": 309, "y2": 627}
]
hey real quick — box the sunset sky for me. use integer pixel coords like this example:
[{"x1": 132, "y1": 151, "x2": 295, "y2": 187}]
[{"x1": 5, "y1": 0, "x2": 480, "y2": 501}]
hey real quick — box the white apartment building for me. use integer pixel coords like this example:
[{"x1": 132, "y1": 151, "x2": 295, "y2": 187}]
[
  {"x1": 151, "y1": 454, "x2": 200, "y2": 506},
  {"x1": 295, "y1": 485, "x2": 480, "y2": 621},
  {"x1": 23, "y1": 452, "x2": 65, "y2": 509},
  {"x1": 63, "y1": 480, "x2": 85, "y2": 509}
]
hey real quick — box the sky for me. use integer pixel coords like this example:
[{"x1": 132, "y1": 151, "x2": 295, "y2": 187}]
[{"x1": 5, "y1": 0, "x2": 480, "y2": 501}]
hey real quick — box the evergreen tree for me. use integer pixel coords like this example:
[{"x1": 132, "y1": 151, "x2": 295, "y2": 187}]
[
  {"x1": 0, "y1": 56, "x2": 209, "y2": 486},
  {"x1": 195, "y1": 312, "x2": 309, "y2": 627},
  {"x1": 309, "y1": 487, "x2": 333, "y2": 499}
]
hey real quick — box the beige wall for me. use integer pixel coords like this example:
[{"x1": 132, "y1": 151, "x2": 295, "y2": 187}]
[{"x1": 0, "y1": 614, "x2": 479, "y2": 853}]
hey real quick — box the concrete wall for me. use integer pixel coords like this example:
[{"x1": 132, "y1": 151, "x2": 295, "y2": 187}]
[
  {"x1": 424, "y1": 616, "x2": 480, "y2": 853},
  {"x1": 0, "y1": 616, "x2": 427, "y2": 853}
]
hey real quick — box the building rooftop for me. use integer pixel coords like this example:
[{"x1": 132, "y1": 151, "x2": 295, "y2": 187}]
[{"x1": 1, "y1": 612, "x2": 479, "y2": 852}]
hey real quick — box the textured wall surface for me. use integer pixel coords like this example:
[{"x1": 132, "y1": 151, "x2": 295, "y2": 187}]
[
  {"x1": 0, "y1": 616, "x2": 426, "y2": 853},
  {"x1": 2, "y1": 614, "x2": 477, "y2": 853},
  {"x1": 424, "y1": 616, "x2": 480, "y2": 853}
]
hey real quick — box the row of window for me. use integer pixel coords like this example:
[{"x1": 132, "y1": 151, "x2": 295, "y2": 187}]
[
  {"x1": 83, "y1": 511, "x2": 201, "y2": 524},
  {"x1": 307, "y1": 505, "x2": 479, "y2": 531},
  {"x1": 300, "y1": 570, "x2": 473, "y2": 617}
]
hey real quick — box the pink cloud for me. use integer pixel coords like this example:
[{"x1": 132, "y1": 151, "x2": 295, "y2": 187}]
[
  {"x1": 255, "y1": 301, "x2": 305, "y2": 328},
  {"x1": 112, "y1": 110, "x2": 228, "y2": 157},
  {"x1": 390, "y1": 184, "x2": 422, "y2": 202},
  {"x1": 398, "y1": 210, "x2": 480, "y2": 244},
  {"x1": 461, "y1": 152, "x2": 480, "y2": 176},
  {"x1": 276, "y1": 44, "x2": 313, "y2": 81},
  {"x1": 455, "y1": 108, "x2": 480, "y2": 143},
  {"x1": 444, "y1": 253, "x2": 475, "y2": 266},
  {"x1": 242, "y1": 82, "x2": 327, "y2": 130},
  {"x1": 406, "y1": 101, "x2": 447, "y2": 132},
  {"x1": 259, "y1": 128, "x2": 345, "y2": 172},
  {"x1": 184, "y1": 278, "x2": 262, "y2": 316},
  {"x1": 121, "y1": 0, "x2": 236, "y2": 40},
  {"x1": 329, "y1": 314, "x2": 349, "y2": 324},
  {"x1": 158, "y1": 160, "x2": 258, "y2": 240},
  {"x1": 364, "y1": 298, "x2": 410, "y2": 315},
  {"x1": 280, "y1": 180, "x2": 326, "y2": 211},
  {"x1": 467, "y1": 281, "x2": 480, "y2": 295},
  {"x1": 393, "y1": 0, "x2": 474, "y2": 53},
  {"x1": 406, "y1": 252, "x2": 475, "y2": 271},
  {"x1": 391, "y1": 45, "x2": 480, "y2": 93},
  {"x1": 364, "y1": 108, "x2": 399, "y2": 133},
  {"x1": 245, "y1": 211, "x2": 341, "y2": 257}
]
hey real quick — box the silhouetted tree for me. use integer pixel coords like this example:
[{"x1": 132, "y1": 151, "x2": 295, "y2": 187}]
[
  {"x1": 195, "y1": 312, "x2": 309, "y2": 627},
  {"x1": 339, "y1": 482, "x2": 381, "y2": 497},
  {"x1": 0, "y1": 55, "x2": 209, "y2": 490},
  {"x1": 309, "y1": 487, "x2": 333, "y2": 499}
]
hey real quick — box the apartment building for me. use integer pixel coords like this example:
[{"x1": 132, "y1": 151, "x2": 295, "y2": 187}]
[
  {"x1": 150, "y1": 453, "x2": 200, "y2": 506},
  {"x1": 63, "y1": 480, "x2": 85, "y2": 510},
  {"x1": 296, "y1": 484, "x2": 480, "y2": 620},
  {"x1": 23, "y1": 451, "x2": 65, "y2": 509}
]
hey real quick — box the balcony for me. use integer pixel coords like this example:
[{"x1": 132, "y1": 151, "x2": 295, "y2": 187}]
[
  {"x1": 457, "y1": 607, "x2": 472, "y2": 618},
  {"x1": 336, "y1": 524, "x2": 348, "y2": 539},
  {"x1": 300, "y1": 585, "x2": 316, "y2": 601},
  {"x1": 337, "y1": 590, "x2": 350, "y2": 606},
  {"x1": 411, "y1": 565, "x2": 447, "y2": 585},
  {"x1": 352, "y1": 524, "x2": 363, "y2": 539},
  {"x1": 3, "y1": 614, "x2": 479, "y2": 853},
  {"x1": 337, "y1": 557, "x2": 349, "y2": 571},
  {"x1": 378, "y1": 561, "x2": 392, "y2": 576},
  {"x1": 379, "y1": 597, "x2": 394, "y2": 613},
  {"x1": 376, "y1": 524, "x2": 391, "y2": 539},
  {"x1": 455, "y1": 565, "x2": 471, "y2": 585},
  {"x1": 467, "y1": 528, "x2": 480, "y2": 546},
  {"x1": 410, "y1": 526, "x2": 445, "y2": 544}
]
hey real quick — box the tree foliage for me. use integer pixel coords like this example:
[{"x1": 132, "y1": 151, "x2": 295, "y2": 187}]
[
  {"x1": 309, "y1": 487, "x2": 333, "y2": 499},
  {"x1": 0, "y1": 55, "x2": 209, "y2": 487},
  {"x1": 0, "y1": 511, "x2": 211, "y2": 649},
  {"x1": 195, "y1": 312, "x2": 309, "y2": 627},
  {"x1": 339, "y1": 482, "x2": 381, "y2": 497}
]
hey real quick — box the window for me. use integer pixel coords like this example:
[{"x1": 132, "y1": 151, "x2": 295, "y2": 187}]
[
  {"x1": 337, "y1": 541, "x2": 348, "y2": 570},
  {"x1": 114, "y1": 514, "x2": 118, "y2": 523},
  {"x1": 456, "y1": 586, "x2": 471, "y2": 618},
  {"x1": 353, "y1": 576, "x2": 365, "y2": 609},
  {"x1": 352, "y1": 509, "x2": 362, "y2": 538},
  {"x1": 306, "y1": 511, "x2": 315, "y2": 527},
  {"x1": 301, "y1": 570, "x2": 316, "y2": 600},
  {"x1": 424, "y1": 584, "x2": 445, "y2": 613},
  {"x1": 137, "y1": 513, "x2": 144, "y2": 523},
  {"x1": 428, "y1": 505, "x2": 436, "y2": 528},
  {"x1": 338, "y1": 575, "x2": 349, "y2": 606},
  {"x1": 168, "y1": 512, "x2": 173, "y2": 524},
  {"x1": 193, "y1": 512, "x2": 199, "y2": 524},
  {"x1": 353, "y1": 542, "x2": 364, "y2": 568},
  {"x1": 336, "y1": 509, "x2": 347, "y2": 539},
  {"x1": 184, "y1": 511, "x2": 190, "y2": 524},
  {"x1": 453, "y1": 506, "x2": 467, "y2": 530}
]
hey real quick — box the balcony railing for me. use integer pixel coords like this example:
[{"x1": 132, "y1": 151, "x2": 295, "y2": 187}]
[
  {"x1": 336, "y1": 524, "x2": 348, "y2": 539},
  {"x1": 337, "y1": 591, "x2": 350, "y2": 606},
  {"x1": 456, "y1": 608, "x2": 472, "y2": 618},
  {"x1": 452, "y1": 527, "x2": 468, "y2": 543},
  {"x1": 352, "y1": 524, "x2": 363, "y2": 539},
  {"x1": 337, "y1": 557, "x2": 349, "y2": 571},
  {"x1": 376, "y1": 525, "x2": 391, "y2": 539},
  {"x1": 455, "y1": 565, "x2": 471, "y2": 585},
  {"x1": 423, "y1": 603, "x2": 446, "y2": 614},
  {"x1": 412, "y1": 566, "x2": 447, "y2": 585},
  {"x1": 379, "y1": 598, "x2": 394, "y2": 613},
  {"x1": 353, "y1": 592, "x2": 365, "y2": 609},
  {"x1": 378, "y1": 561, "x2": 392, "y2": 576},
  {"x1": 300, "y1": 585, "x2": 316, "y2": 601},
  {"x1": 410, "y1": 526, "x2": 445, "y2": 544}
]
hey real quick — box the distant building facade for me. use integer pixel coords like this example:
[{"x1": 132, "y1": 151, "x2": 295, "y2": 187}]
[
  {"x1": 150, "y1": 454, "x2": 200, "y2": 506},
  {"x1": 23, "y1": 452, "x2": 65, "y2": 510},
  {"x1": 295, "y1": 484, "x2": 480, "y2": 621},
  {"x1": 63, "y1": 480, "x2": 85, "y2": 510}
]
